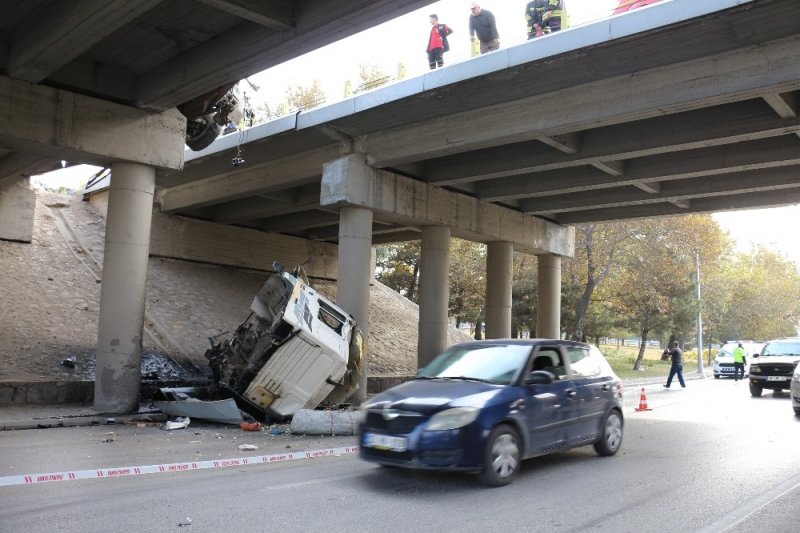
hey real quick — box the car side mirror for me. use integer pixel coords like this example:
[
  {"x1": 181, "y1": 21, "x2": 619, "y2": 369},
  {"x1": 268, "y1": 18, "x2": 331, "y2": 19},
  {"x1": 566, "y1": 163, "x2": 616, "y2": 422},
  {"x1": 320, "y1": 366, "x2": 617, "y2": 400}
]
[
  {"x1": 526, "y1": 370, "x2": 555, "y2": 385},
  {"x1": 752, "y1": 353, "x2": 759, "y2": 358}
]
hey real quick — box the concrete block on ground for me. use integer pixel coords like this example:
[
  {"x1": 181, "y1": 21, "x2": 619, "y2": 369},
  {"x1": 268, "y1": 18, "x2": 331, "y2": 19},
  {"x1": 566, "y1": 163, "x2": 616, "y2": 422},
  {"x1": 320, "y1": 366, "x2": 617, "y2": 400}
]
[
  {"x1": 0, "y1": 381, "x2": 94, "y2": 405},
  {"x1": 0, "y1": 178, "x2": 35, "y2": 242}
]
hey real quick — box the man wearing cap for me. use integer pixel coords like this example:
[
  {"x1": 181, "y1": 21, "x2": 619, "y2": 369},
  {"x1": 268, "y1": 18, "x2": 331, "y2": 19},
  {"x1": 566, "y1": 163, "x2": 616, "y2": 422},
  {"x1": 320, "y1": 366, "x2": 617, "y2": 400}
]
[{"x1": 469, "y1": 3, "x2": 500, "y2": 54}]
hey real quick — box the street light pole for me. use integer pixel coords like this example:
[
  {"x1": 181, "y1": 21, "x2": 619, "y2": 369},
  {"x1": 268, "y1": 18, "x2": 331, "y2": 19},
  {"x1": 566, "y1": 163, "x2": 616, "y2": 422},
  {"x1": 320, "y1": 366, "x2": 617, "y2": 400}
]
[{"x1": 695, "y1": 250, "x2": 706, "y2": 376}]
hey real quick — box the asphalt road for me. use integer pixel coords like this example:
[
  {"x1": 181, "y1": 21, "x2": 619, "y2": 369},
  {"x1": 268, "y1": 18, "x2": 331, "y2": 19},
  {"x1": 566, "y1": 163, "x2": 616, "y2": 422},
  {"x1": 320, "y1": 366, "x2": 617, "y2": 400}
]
[{"x1": 1, "y1": 378, "x2": 798, "y2": 533}]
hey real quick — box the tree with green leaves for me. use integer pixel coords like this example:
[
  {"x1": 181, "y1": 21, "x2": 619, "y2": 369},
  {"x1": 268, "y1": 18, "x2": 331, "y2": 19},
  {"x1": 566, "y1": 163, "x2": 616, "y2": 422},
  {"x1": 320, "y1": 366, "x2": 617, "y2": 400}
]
[{"x1": 376, "y1": 242, "x2": 421, "y2": 302}]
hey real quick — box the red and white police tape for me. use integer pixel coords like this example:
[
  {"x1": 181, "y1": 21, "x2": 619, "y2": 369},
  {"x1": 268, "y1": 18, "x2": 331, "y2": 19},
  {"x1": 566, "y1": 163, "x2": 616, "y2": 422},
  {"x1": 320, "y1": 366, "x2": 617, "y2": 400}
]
[{"x1": 0, "y1": 445, "x2": 359, "y2": 487}]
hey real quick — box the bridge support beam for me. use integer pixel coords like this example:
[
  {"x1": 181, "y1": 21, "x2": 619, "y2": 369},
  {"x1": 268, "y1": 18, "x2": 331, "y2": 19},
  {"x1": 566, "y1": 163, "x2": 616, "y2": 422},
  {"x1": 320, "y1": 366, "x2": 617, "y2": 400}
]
[
  {"x1": 336, "y1": 206, "x2": 373, "y2": 403},
  {"x1": 94, "y1": 162, "x2": 155, "y2": 413},
  {"x1": 417, "y1": 225, "x2": 451, "y2": 368},
  {"x1": 536, "y1": 254, "x2": 562, "y2": 339},
  {"x1": 485, "y1": 241, "x2": 513, "y2": 339}
]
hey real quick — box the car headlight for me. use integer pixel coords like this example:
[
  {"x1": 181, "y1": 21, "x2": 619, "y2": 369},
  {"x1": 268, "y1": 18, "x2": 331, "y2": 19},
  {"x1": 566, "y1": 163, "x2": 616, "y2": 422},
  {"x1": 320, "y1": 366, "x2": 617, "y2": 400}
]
[
  {"x1": 794, "y1": 374, "x2": 800, "y2": 383},
  {"x1": 750, "y1": 365, "x2": 759, "y2": 373},
  {"x1": 426, "y1": 407, "x2": 480, "y2": 431}
]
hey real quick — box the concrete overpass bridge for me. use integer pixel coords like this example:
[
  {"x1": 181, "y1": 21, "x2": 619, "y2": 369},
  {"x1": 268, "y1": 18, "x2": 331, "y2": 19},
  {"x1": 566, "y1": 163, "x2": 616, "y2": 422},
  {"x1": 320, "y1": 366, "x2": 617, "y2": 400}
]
[{"x1": 3, "y1": 0, "x2": 800, "y2": 411}]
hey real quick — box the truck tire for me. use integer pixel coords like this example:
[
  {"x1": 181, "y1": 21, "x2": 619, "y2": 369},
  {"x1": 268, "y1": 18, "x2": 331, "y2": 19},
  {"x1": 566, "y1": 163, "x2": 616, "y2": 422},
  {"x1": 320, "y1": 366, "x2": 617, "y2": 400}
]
[{"x1": 749, "y1": 382, "x2": 763, "y2": 397}]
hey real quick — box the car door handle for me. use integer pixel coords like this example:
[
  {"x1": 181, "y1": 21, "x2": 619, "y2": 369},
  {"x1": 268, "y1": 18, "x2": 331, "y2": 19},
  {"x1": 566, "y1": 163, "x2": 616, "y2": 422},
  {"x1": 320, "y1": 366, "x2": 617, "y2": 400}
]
[
  {"x1": 601, "y1": 384, "x2": 611, "y2": 392},
  {"x1": 566, "y1": 389, "x2": 577, "y2": 398}
]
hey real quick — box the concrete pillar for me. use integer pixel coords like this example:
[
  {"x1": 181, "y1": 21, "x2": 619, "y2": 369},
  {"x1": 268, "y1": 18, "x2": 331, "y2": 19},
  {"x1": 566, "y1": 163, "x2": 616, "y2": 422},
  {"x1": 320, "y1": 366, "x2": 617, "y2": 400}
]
[
  {"x1": 94, "y1": 162, "x2": 155, "y2": 413},
  {"x1": 335, "y1": 206, "x2": 373, "y2": 403},
  {"x1": 417, "y1": 226, "x2": 451, "y2": 368},
  {"x1": 537, "y1": 254, "x2": 562, "y2": 339},
  {"x1": 485, "y1": 241, "x2": 513, "y2": 339},
  {"x1": 0, "y1": 177, "x2": 35, "y2": 243}
]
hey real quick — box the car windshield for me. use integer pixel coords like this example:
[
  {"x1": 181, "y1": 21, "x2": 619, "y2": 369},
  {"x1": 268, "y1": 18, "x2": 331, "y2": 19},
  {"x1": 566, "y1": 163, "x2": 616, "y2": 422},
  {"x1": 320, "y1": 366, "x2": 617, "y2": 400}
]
[
  {"x1": 761, "y1": 342, "x2": 800, "y2": 356},
  {"x1": 417, "y1": 344, "x2": 531, "y2": 385}
]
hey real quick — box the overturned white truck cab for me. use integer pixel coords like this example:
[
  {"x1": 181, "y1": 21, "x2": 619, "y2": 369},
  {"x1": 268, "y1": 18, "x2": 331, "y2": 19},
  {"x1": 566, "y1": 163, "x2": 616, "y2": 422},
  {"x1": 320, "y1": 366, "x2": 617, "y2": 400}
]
[{"x1": 205, "y1": 267, "x2": 364, "y2": 420}]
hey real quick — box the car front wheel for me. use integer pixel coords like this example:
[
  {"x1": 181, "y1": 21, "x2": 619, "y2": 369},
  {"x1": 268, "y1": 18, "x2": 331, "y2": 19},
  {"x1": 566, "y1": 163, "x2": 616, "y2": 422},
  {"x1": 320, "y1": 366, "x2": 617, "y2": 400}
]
[
  {"x1": 594, "y1": 410, "x2": 623, "y2": 456},
  {"x1": 794, "y1": 407, "x2": 800, "y2": 417},
  {"x1": 479, "y1": 424, "x2": 521, "y2": 486},
  {"x1": 749, "y1": 383, "x2": 763, "y2": 397}
]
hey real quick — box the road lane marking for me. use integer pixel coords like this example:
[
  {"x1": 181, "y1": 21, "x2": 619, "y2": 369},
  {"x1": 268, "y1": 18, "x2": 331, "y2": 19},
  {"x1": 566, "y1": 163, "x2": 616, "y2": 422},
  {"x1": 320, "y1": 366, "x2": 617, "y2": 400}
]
[{"x1": 0, "y1": 445, "x2": 359, "y2": 487}]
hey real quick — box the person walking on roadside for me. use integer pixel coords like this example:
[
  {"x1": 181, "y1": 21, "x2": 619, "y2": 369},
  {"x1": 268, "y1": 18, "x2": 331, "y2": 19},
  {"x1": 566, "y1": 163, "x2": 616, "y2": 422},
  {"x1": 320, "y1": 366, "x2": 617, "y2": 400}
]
[
  {"x1": 469, "y1": 2, "x2": 500, "y2": 54},
  {"x1": 663, "y1": 340, "x2": 686, "y2": 389},
  {"x1": 426, "y1": 14, "x2": 453, "y2": 70},
  {"x1": 732, "y1": 342, "x2": 747, "y2": 382}
]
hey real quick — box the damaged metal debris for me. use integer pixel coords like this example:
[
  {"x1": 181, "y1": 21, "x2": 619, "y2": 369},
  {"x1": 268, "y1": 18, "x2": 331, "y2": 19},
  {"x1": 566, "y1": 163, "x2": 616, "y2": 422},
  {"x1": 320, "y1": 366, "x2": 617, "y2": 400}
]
[{"x1": 154, "y1": 264, "x2": 364, "y2": 423}]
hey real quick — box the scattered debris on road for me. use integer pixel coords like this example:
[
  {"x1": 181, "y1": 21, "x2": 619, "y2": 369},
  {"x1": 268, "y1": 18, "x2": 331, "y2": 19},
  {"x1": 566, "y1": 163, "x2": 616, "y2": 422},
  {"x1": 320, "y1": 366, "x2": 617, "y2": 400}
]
[
  {"x1": 237, "y1": 444, "x2": 258, "y2": 451},
  {"x1": 239, "y1": 421, "x2": 262, "y2": 432},
  {"x1": 163, "y1": 417, "x2": 191, "y2": 431},
  {"x1": 154, "y1": 387, "x2": 243, "y2": 425}
]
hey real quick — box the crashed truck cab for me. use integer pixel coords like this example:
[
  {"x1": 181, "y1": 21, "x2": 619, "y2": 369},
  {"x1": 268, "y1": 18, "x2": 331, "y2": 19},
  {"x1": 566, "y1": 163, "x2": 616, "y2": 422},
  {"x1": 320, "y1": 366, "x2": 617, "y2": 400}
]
[{"x1": 204, "y1": 266, "x2": 364, "y2": 421}]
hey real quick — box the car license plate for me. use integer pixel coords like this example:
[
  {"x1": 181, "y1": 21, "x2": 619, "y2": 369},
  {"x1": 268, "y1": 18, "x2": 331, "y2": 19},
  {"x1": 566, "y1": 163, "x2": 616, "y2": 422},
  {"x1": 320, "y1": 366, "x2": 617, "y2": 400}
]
[
  {"x1": 364, "y1": 433, "x2": 408, "y2": 452},
  {"x1": 767, "y1": 376, "x2": 789, "y2": 381}
]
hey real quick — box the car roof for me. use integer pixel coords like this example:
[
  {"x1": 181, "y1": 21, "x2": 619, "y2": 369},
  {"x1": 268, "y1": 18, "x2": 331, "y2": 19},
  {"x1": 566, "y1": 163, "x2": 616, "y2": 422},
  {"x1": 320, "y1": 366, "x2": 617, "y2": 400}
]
[{"x1": 449, "y1": 339, "x2": 590, "y2": 349}]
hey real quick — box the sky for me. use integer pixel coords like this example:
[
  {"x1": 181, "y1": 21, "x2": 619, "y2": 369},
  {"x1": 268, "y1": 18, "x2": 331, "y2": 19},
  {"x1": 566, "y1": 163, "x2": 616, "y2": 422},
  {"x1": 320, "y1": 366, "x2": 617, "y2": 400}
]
[
  {"x1": 248, "y1": 0, "x2": 620, "y2": 105},
  {"x1": 29, "y1": 0, "x2": 800, "y2": 268}
]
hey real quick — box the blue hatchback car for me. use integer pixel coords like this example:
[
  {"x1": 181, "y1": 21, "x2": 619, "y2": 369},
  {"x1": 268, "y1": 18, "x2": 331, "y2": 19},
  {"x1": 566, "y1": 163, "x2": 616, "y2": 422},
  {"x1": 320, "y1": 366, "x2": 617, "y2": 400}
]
[{"x1": 359, "y1": 340, "x2": 624, "y2": 485}]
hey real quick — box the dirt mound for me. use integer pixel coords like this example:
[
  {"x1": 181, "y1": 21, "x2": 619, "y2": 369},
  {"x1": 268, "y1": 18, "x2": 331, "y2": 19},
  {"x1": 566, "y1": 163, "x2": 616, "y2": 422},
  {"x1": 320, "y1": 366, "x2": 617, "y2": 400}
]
[{"x1": 0, "y1": 188, "x2": 469, "y2": 383}]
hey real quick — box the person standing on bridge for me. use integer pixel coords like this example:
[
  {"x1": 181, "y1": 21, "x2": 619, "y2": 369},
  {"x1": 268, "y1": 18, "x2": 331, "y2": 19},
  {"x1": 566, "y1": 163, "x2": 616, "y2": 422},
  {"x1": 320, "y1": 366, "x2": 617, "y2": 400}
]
[
  {"x1": 733, "y1": 342, "x2": 747, "y2": 382},
  {"x1": 469, "y1": 2, "x2": 500, "y2": 55},
  {"x1": 541, "y1": 0, "x2": 569, "y2": 34},
  {"x1": 663, "y1": 341, "x2": 686, "y2": 389},
  {"x1": 426, "y1": 14, "x2": 453, "y2": 70},
  {"x1": 525, "y1": 0, "x2": 548, "y2": 39}
]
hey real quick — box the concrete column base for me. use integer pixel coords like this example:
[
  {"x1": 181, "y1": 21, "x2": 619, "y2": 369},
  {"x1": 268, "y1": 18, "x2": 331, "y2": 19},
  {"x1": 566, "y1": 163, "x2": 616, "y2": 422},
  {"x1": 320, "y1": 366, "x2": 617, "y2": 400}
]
[
  {"x1": 95, "y1": 162, "x2": 155, "y2": 413},
  {"x1": 417, "y1": 225, "x2": 451, "y2": 368},
  {"x1": 537, "y1": 254, "x2": 562, "y2": 339},
  {"x1": 0, "y1": 178, "x2": 35, "y2": 243},
  {"x1": 336, "y1": 206, "x2": 373, "y2": 403},
  {"x1": 486, "y1": 241, "x2": 513, "y2": 339}
]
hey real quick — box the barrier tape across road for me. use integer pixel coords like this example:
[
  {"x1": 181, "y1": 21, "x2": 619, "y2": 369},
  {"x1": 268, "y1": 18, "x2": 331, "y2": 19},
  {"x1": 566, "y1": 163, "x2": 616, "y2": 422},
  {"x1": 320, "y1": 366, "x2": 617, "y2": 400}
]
[{"x1": 0, "y1": 445, "x2": 359, "y2": 487}]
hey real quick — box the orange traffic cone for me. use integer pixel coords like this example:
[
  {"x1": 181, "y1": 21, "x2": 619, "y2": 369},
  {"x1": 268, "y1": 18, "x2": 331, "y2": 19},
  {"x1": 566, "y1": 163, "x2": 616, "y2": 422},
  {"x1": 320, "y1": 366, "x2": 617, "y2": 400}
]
[{"x1": 634, "y1": 387, "x2": 652, "y2": 412}]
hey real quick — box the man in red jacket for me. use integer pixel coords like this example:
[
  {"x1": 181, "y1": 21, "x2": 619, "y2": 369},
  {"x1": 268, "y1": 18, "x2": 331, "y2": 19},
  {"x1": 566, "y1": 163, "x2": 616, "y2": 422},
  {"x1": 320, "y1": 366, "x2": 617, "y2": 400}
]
[{"x1": 426, "y1": 14, "x2": 453, "y2": 70}]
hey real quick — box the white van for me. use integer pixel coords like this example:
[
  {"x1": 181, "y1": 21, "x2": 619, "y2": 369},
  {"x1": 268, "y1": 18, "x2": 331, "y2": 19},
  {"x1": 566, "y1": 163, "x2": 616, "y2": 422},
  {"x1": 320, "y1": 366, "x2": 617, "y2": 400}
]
[{"x1": 713, "y1": 341, "x2": 764, "y2": 379}]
